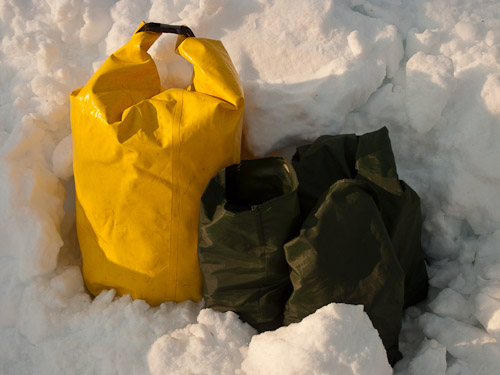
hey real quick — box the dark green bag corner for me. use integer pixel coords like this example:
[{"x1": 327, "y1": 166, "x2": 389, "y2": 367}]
[
  {"x1": 198, "y1": 157, "x2": 301, "y2": 331},
  {"x1": 198, "y1": 127, "x2": 429, "y2": 365}
]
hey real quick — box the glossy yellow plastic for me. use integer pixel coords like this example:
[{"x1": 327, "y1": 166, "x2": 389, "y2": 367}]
[{"x1": 70, "y1": 23, "x2": 244, "y2": 305}]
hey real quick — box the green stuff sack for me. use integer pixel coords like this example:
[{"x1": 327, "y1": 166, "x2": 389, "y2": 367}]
[
  {"x1": 198, "y1": 158, "x2": 300, "y2": 331},
  {"x1": 291, "y1": 127, "x2": 429, "y2": 307},
  {"x1": 284, "y1": 180, "x2": 405, "y2": 364},
  {"x1": 284, "y1": 127, "x2": 428, "y2": 365}
]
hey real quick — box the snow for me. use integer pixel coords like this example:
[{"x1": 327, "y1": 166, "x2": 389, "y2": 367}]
[
  {"x1": 407, "y1": 339, "x2": 447, "y2": 375},
  {"x1": 148, "y1": 309, "x2": 255, "y2": 375},
  {"x1": 482, "y1": 73, "x2": 500, "y2": 117},
  {"x1": 405, "y1": 51, "x2": 456, "y2": 134},
  {"x1": 1, "y1": 0, "x2": 500, "y2": 374},
  {"x1": 241, "y1": 304, "x2": 392, "y2": 375}
]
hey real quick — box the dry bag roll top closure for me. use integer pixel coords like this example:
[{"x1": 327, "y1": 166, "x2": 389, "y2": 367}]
[{"x1": 71, "y1": 22, "x2": 244, "y2": 305}]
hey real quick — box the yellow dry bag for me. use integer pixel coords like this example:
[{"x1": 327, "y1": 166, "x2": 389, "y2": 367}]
[{"x1": 70, "y1": 23, "x2": 244, "y2": 305}]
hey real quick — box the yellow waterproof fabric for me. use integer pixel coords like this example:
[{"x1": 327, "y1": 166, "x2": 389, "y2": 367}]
[{"x1": 70, "y1": 23, "x2": 244, "y2": 305}]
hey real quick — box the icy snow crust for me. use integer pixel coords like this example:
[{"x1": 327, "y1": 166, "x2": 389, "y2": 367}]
[{"x1": 1, "y1": 0, "x2": 500, "y2": 374}]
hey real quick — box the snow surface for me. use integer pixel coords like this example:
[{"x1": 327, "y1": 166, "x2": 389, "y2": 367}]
[{"x1": 1, "y1": 0, "x2": 500, "y2": 374}]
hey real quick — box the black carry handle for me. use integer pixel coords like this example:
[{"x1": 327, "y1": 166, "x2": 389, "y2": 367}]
[{"x1": 137, "y1": 23, "x2": 195, "y2": 38}]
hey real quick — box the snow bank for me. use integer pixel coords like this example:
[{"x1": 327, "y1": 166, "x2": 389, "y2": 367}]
[
  {"x1": 147, "y1": 304, "x2": 391, "y2": 375},
  {"x1": 221, "y1": 0, "x2": 404, "y2": 157},
  {"x1": 1, "y1": 0, "x2": 500, "y2": 374}
]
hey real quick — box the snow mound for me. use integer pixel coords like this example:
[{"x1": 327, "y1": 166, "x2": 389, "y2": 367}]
[
  {"x1": 241, "y1": 304, "x2": 391, "y2": 375},
  {"x1": 148, "y1": 309, "x2": 255, "y2": 375},
  {"x1": 225, "y1": 0, "x2": 404, "y2": 156}
]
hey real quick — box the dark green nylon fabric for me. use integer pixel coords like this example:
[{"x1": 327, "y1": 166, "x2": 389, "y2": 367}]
[
  {"x1": 292, "y1": 133, "x2": 358, "y2": 219},
  {"x1": 284, "y1": 127, "x2": 428, "y2": 365},
  {"x1": 356, "y1": 128, "x2": 428, "y2": 307},
  {"x1": 283, "y1": 180, "x2": 405, "y2": 364},
  {"x1": 198, "y1": 158, "x2": 301, "y2": 332}
]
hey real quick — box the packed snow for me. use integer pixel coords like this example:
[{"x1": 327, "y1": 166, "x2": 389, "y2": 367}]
[{"x1": 1, "y1": 0, "x2": 500, "y2": 374}]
